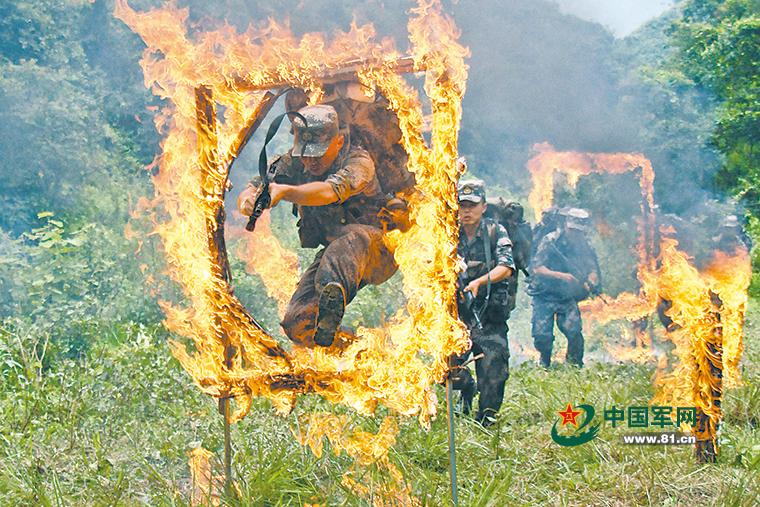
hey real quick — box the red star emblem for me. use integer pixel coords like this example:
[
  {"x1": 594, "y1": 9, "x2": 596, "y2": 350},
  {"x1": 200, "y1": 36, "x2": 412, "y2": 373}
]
[{"x1": 558, "y1": 403, "x2": 582, "y2": 427}]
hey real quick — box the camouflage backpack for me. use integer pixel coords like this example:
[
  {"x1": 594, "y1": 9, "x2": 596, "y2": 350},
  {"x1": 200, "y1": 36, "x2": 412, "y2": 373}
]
[{"x1": 486, "y1": 198, "x2": 533, "y2": 276}]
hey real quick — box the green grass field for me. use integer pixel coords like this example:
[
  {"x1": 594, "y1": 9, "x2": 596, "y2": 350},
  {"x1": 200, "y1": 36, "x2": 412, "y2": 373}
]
[{"x1": 1, "y1": 300, "x2": 758, "y2": 506}]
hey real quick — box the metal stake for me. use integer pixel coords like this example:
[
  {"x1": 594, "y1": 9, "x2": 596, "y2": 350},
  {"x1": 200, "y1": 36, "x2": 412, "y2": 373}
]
[
  {"x1": 221, "y1": 397, "x2": 232, "y2": 496},
  {"x1": 445, "y1": 357, "x2": 459, "y2": 506}
]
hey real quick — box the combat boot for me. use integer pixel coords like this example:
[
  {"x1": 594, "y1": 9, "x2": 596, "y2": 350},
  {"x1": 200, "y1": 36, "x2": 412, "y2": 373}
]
[{"x1": 314, "y1": 282, "x2": 346, "y2": 347}]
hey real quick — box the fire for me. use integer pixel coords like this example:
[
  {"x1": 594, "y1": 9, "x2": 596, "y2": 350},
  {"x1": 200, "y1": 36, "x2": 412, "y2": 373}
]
[
  {"x1": 296, "y1": 414, "x2": 418, "y2": 506},
  {"x1": 651, "y1": 237, "x2": 722, "y2": 445},
  {"x1": 188, "y1": 447, "x2": 222, "y2": 506},
  {"x1": 230, "y1": 211, "x2": 300, "y2": 317},
  {"x1": 524, "y1": 142, "x2": 750, "y2": 452},
  {"x1": 116, "y1": 0, "x2": 469, "y2": 495},
  {"x1": 701, "y1": 247, "x2": 752, "y2": 389},
  {"x1": 527, "y1": 142, "x2": 658, "y2": 333}
]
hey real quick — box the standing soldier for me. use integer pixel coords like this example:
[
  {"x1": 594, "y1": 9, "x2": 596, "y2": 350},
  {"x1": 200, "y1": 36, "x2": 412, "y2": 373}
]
[
  {"x1": 528, "y1": 208, "x2": 600, "y2": 368},
  {"x1": 237, "y1": 104, "x2": 397, "y2": 347},
  {"x1": 453, "y1": 179, "x2": 514, "y2": 426}
]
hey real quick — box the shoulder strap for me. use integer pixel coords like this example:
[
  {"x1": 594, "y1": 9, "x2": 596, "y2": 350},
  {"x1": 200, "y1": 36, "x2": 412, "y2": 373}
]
[{"x1": 481, "y1": 219, "x2": 492, "y2": 304}]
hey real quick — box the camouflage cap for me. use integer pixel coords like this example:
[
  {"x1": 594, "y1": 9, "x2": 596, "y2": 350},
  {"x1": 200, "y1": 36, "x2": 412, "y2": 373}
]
[
  {"x1": 292, "y1": 104, "x2": 340, "y2": 158},
  {"x1": 560, "y1": 207, "x2": 591, "y2": 229},
  {"x1": 458, "y1": 179, "x2": 486, "y2": 203},
  {"x1": 722, "y1": 215, "x2": 740, "y2": 229}
]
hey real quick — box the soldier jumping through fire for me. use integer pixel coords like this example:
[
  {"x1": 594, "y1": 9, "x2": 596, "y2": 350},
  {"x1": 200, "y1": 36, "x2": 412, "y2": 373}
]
[{"x1": 238, "y1": 104, "x2": 398, "y2": 347}]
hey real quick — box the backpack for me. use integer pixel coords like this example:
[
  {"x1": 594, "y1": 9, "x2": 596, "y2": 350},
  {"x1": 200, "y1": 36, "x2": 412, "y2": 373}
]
[
  {"x1": 485, "y1": 198, "x2": 533, "y2": 276},
  {"x1": 286, "y1": 86, "x2": 417, "y2": 197}
]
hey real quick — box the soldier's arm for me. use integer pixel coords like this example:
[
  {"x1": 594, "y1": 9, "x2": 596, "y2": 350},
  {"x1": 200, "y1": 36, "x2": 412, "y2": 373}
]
[
  {"x1": 238, "y1": 153, "x2": 303, "y2": 214},
  {"x1": 534, "y1": 265, "x2": 576, "y2": 282},
  {"x1": 269, "y1": 181, "x2": 338, "y2": 207},
  {"x1": 531, "y1": 236, "x2": 576, "y2": 282},
  {"x1": 324, "y1": 149, "x2": 375, "y2": 203}
]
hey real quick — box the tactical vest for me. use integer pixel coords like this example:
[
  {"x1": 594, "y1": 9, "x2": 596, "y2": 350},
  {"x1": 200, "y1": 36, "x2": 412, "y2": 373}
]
[
  {"x1": 461, "y1": 218, "x2": 511, "y2": 324},
  {"x1": 270, "y1": 149, "x2": 386, "y2": 248}
]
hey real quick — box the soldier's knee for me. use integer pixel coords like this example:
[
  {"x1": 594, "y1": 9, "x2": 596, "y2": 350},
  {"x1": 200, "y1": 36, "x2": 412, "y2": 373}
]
[
  {"x1": 281, "y1": 307, "x2": 315, "y2": 345},
  {"x1": 533, "y1": 333, "x2": 553, "y2": 348}
]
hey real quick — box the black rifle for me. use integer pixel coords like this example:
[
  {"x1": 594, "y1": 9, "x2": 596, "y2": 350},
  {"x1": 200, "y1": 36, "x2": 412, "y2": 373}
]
[
  {"x1": 546, "y1": 240, "x2": 607, "y2": 303},
  {"x1": 457, "y1": 260, "x2": 483, "y2": 329},
  {"x1": 245, "y1": 111, "x2": 307, "y2": 232}
]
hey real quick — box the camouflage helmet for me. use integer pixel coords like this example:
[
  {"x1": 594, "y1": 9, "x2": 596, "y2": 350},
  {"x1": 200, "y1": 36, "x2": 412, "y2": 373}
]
[
  {"x1": 721, "y1": 214, "x2": 741, "y2": 229},
  {"x1": 292, "y1": 104, "x2": 340, "y2": 158},
  {"x1": 559, "y1": 207, "x2": 591, "y2": 230}
]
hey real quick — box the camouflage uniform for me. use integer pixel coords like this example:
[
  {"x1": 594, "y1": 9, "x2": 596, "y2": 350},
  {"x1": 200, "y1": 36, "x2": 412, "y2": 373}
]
[
  {"x1": 528, "y1": 209, "x2": 600, "y2": 367},
  {"x1": 451, "y1": 180, "x2": 515, "y2": 425},
  {"x1": 267, "y1": 106, "x2": 397, "y2": 347}
]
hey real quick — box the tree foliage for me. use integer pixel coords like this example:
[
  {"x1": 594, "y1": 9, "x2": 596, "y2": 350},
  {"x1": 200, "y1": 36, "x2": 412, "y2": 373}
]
[{"x1": 666, "y1": 0, "x2": 760, "y2": 287}]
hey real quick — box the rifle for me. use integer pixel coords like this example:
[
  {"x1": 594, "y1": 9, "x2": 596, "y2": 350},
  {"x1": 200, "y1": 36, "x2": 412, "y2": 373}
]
[
  {"x1": 245, "y1": 110, "x2": 308, "y2": 232},
  {"x1": 546, "y1": 240, "x2": 607, "y2": 303},
  {"x1": 457, "y1": 258, "x2": 483, "y2": 330},
  {"x1": 244, "y1": 181, "x2": 271, "y2": 232}
]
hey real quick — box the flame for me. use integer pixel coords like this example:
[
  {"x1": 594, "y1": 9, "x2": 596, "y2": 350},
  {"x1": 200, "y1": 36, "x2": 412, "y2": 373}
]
[
  {"x1": 698, "y1": 246, "x2": 751, "y2": 389},
  {"x1": 524, "y1": 142, "x2": 749, "y2": 449},
  {"x1": 188, "y1": 447, "x2": 222, "y2": 506},
  {"x1": 295, "y1": 414, "x2": 419, "y2": 507},
  {"x1": 643, "y1": 238, "x2": 749, "y2": 448},
  {"x1": 116, "y1": 0, "x2": 469, "y2": 494},
  {"x1": 651, "y1": 238, "x2": 720, "y2": 441},
  {"x1": 229, "y1": 212, "x2": 300, "y2": 317},
  {"x1": 527, "y1": 143, "x2": 659, "y2": 352}
]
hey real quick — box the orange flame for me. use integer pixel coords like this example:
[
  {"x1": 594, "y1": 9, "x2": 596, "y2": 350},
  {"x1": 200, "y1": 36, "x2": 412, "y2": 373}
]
[
  {"x1": 230, "y1": 212, "x2": 300, "y2": 317},
  {"x1": 527, "y1": 143, "x2": 658, "y2": 333},
  {"x1": 295, "y1": 414, "x2": 419, "y2": 507},
  {"x1": 638, "y1": 238, "x2": 748, "y2": 446},
  {"x1": 188, "y1": 447, "x2": 222, "y2": 507},
  {"x1": 525, "y1": 143, "x2": 749, "y2": 448}
]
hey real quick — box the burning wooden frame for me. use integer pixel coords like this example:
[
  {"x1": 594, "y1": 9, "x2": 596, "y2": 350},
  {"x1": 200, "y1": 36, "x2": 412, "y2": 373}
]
[{"x1": 525, "y1": 144, "x2": 749, "y2": 463}]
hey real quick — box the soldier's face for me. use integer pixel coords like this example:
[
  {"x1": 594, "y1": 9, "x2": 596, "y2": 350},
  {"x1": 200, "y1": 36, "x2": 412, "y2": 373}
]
[
  {"x1": 301, "y1": 135, "x2": 345, "y2": 176},
  {"x1": 459, "y1": 200, "x2": 486, "y2": 226}
]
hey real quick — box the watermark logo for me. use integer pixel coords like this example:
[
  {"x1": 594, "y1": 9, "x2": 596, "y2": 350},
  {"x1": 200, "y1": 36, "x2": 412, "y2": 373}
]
[
  {"x1": 550, "y1": 403, "x2": 601, "y2": 447},
  {"x1": 550, "y1": 403, "x2": 699, "y2": 447}
]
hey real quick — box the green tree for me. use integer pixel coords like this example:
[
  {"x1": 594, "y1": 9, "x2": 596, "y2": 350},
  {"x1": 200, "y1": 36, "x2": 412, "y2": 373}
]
[{"x1": 668, "y1": 0, "x2": 760, "y2": 288}]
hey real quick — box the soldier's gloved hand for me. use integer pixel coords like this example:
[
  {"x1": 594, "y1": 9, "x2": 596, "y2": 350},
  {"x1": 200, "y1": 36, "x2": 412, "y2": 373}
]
[{"x1": 237, "y1": 183, "x2": 258, "y2": 216}]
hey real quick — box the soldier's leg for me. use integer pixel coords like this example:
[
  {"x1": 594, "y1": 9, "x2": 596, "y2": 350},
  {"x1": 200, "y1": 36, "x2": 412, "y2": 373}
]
[
  {"x1": 531, "y1": 298, "x2": 556, "y2": 367},
  {"x1": 280, "y1": 250, "x2": 325, "y2": 346},
  {"x1": 312, "y1": 225, "x2": 397, "y2": 346},
  {"x1": 472, "y1": 326, "x2": 509, "y2": 426},
  {"x1": 556, "y1": 301, "x2": 584, "y2": 367}
]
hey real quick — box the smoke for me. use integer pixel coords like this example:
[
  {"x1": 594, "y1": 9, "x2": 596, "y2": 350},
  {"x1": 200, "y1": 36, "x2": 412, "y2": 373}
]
[{"x1": 553, "y1": 0, "x2": 674, "y2": 37}]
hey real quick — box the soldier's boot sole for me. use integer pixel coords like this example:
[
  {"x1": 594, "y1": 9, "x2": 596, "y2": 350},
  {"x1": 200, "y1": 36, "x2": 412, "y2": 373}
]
[{"x1": 314, "y1": 282, "x2": 346, "y2": 347}]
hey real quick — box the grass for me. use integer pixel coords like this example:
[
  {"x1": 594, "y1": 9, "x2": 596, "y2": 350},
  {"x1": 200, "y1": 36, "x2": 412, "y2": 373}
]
[{"x1": 1, "y1": 301, "x2": 758, "y2": 506}]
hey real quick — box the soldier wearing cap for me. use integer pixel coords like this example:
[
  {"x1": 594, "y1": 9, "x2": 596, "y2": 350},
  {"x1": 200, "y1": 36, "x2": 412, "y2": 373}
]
[
  {"x1": 238, "y1": 104, "x2": 396, "y2": 347},
  {"x1": 712, "y1": 214, "x2": 752, "y2": 254},
  {"x1": 528, "y1": 207, "x2": 600, "y2": 367},
  {"x1": 452, "y1": 179, "x2": 515, "y2": 426}
]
